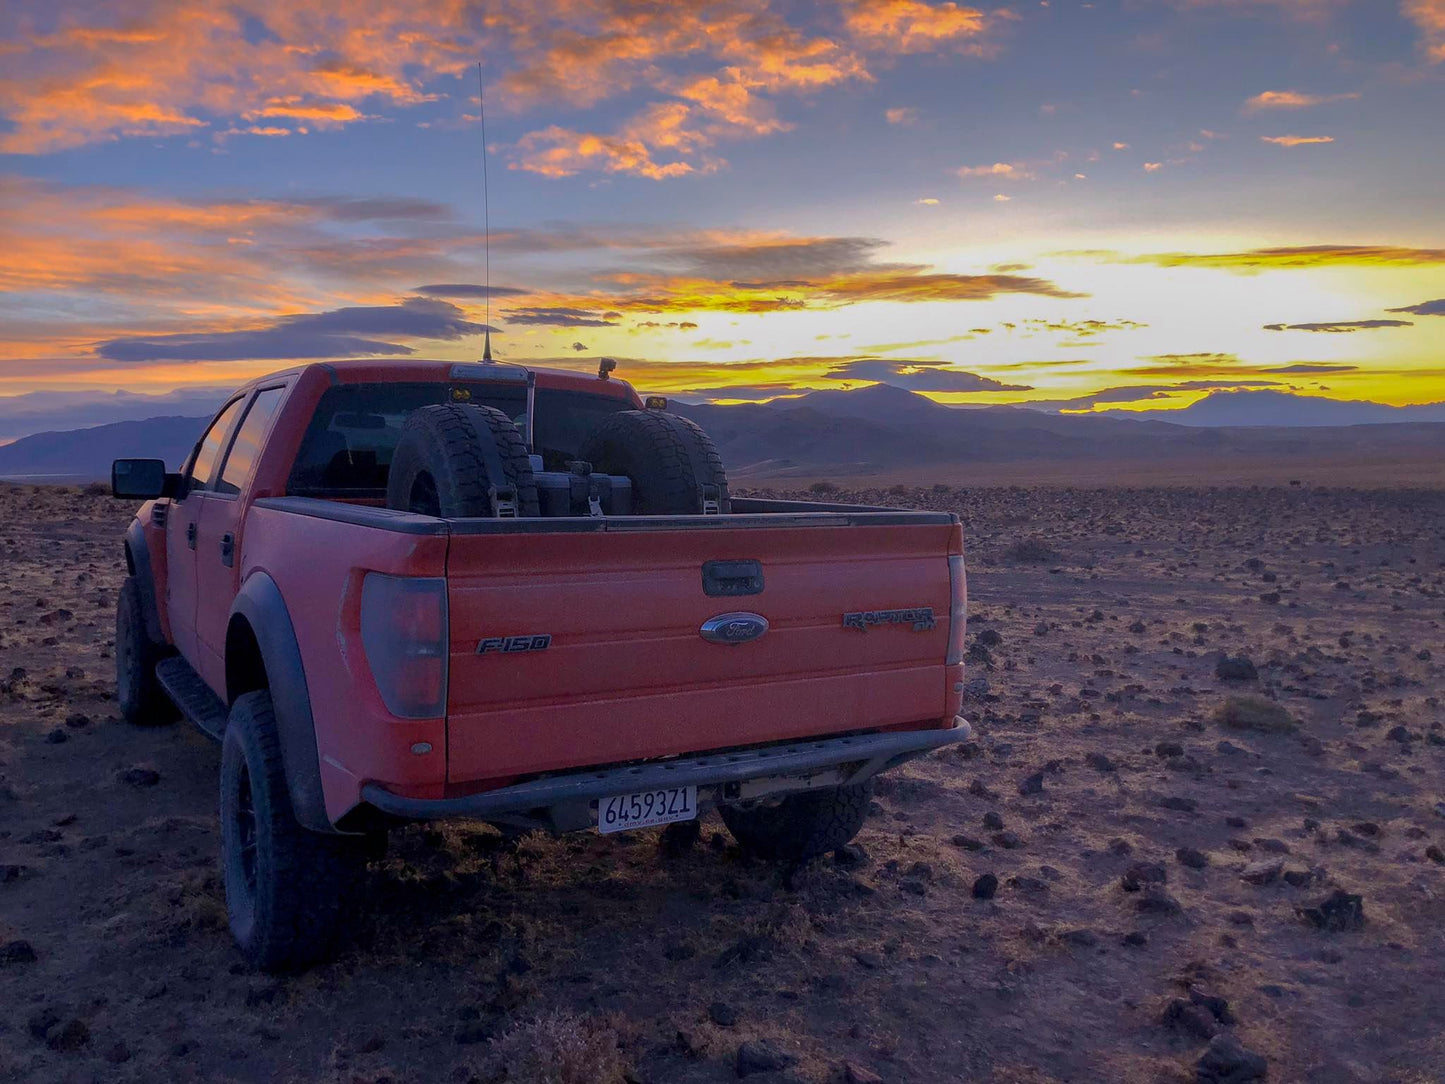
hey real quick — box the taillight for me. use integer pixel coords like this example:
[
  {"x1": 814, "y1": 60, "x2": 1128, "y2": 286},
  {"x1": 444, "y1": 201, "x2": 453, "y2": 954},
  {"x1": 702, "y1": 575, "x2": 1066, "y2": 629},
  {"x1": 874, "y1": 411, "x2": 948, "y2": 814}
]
[
  {"x1": 360, "y1": 574, "x2": 448, "y2": 718},
  {"x1": 946, "y1": 555, "x2": 968, "y2": 666}
]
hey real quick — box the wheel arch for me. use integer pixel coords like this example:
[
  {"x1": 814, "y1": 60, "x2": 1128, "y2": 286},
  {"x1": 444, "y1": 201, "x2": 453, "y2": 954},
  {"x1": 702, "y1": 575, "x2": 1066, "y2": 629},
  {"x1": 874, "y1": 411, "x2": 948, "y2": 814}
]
[
  {"x1": 228, "y1": 571, "x2": 335, "y2": 833},
  {"x1": 123, "y1": 518, "x2": 166, "y2": 645}
]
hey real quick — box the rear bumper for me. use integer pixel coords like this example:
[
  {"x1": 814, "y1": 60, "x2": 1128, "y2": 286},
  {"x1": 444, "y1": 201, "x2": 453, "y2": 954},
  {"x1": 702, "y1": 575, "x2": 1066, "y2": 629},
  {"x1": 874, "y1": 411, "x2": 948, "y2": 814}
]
[{"x1": 359, "y1": 718, "x2": 971, "y2": 831}]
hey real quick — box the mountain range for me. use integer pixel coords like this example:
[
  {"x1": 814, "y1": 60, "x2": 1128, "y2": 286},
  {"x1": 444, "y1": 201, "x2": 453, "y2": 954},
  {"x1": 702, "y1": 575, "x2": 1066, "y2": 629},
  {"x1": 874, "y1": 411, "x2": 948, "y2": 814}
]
[{"x1": 2, "y1": 384, "x2": 1442, "y2": 484}]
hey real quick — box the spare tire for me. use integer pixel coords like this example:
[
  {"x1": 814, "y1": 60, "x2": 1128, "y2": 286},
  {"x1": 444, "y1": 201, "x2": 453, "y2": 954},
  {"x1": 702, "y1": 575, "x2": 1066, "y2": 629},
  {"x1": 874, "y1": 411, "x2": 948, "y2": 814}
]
[
  {"x1": 579, "y1": 410, "x2": 730, "y2": 515},
  {"x1": 385, "y1": 403, "x2": 540, "y2": 517}
]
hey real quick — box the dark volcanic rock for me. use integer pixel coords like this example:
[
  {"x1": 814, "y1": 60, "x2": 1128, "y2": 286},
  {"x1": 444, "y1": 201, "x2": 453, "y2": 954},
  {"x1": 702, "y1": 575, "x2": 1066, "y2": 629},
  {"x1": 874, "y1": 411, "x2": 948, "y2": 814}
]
[
  {"x1": 118, "y1": 766, "x2": 160, "y2": 787},
  {"x1": 1017, "y1": 771, "x2": 1045, "y2": 796},
  {"x1": 1215, "y1": 656, "x2": 1259, "y2": 682},
  {"x1": 1298, "y1": 890, "x2": 1365, "y2": 932},
  {"x1": 1176, "y1": 847, "x2": 1210, "y2": 869},
  {"x1": 972, "y1": 873, "x2": 999, "y2": 900},
  {"x1": 1121, "y1": 862, "x2": 1168, "y2": 892},
  {"x1": 1196, "y1": 1033, "x2": 1267, "y2": 1083},
  {"x1": 1, "y1": 939, "x2": 37, "y2": 964},
  {"x1": 1162, "y1": 997, "x2": 1219, "y2": 1041},
  {"x1": 709, "y1": 1001, "x2": 738, "y2": 1027},
  {"x1": 1136, "y1": 888, "x2": 1183, "y2": 915}
]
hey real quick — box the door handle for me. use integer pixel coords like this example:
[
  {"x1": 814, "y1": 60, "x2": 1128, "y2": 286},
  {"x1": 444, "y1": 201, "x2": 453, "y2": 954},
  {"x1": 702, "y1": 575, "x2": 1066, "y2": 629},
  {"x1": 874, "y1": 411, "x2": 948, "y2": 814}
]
[
  {"x1": 702, "y1": 559, "x2": 763, "y2": 597},
  {"x1": 186, "y1": 522, "x2": 197, "y2": 549},
  {"x1": 219, "y1": 532, "x2": 235, "y2": 568}
]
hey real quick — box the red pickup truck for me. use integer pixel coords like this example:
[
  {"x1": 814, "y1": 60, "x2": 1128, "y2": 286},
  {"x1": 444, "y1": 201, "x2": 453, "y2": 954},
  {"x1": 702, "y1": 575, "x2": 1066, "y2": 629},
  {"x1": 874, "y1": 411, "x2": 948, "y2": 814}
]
[{"x1": 110, "y1": 359, "x2": 969, "y2": 970}]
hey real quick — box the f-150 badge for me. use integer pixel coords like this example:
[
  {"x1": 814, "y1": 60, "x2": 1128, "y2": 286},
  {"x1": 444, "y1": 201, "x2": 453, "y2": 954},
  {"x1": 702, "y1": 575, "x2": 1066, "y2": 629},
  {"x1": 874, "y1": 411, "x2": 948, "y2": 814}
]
[
  {"x1": 842, "y1": 608, "x2": 936, "y2": 632},
  {"x1": 477, "y1": 634, "x2": 552, "y2": 654}
]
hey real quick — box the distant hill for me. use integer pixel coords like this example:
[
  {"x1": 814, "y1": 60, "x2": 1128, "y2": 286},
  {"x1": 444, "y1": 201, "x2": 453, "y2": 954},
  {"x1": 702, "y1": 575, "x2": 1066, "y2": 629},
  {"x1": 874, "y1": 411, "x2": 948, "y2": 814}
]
[
  {"x1": 1098, "y1": 389, "x2": 1445, "y2": 427},
  {"x1": 0, "y1": 416, "x2": 208, "y2": 482},
  {"x1": 5, "y1": 384, "x2": 1445, "y2": 486},
  {"x1": 672, "y1": 383, "x2": 1445, "y2": 480}
]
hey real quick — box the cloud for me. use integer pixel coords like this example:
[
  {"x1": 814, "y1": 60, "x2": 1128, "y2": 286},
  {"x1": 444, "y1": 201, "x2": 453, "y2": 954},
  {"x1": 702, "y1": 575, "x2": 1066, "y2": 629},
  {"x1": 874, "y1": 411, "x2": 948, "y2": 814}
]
[
  {"x1": 957, "y1": 162, "x2": 1034, "y2": 180},
  {"x1": 413, "y1": 283, "x2": 530, "y2": 299},
  {"x1": 1263, "y1": 319, "x2": 1413, "y2": 332},
  {"x1": 822, "y1": 358, "x2": 1030, "y2": 392},
  {"x1": 571, "y1": 341, "x2": 589, "y2": 351},
  {"x1": 1261, "y1": 363, "x2": 1359, "y2": 373},
  {"x1": 886, "y1": 107, "x2": 920, "y2": 125},
  {"x1": 1125, "y1": 244, "x2": 1445, "y2": 269},
  {"x1": 1244, "y1": 90, "x2": 1359, "y2": 111},
  {"x1": 1387, "y1": 298, "x2": 1445, "y2": 316},
  {"x1": 505, "y1": 307, "x2": 620, "y2": 327},
  {"x1": 1404, "y1": 0, "x2": 1445, "y2": 61},
  {"x1": 1261, "y1": 134, "x2": 1334, "y2": 146},
  {"x1": 95, "y1": 297, "x2": 492, "y2": 362},
  {"x1": 914, "y1": 197, "x2": 940, "y2": 205},
  {"x1": 1026, "y1": 318, "x2": 1148, "y2": 336},
  {"x1": 842, "y1": 0, "x2": 991, "y2": 54}
]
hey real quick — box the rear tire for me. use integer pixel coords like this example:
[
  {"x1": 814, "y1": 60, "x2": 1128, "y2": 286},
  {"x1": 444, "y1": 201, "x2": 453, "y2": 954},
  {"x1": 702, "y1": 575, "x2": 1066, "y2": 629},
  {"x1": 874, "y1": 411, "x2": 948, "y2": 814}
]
[
  {"x1": 579, "y1": 410, "x2": 730, "y2": 515},
  {"x1": 220, "y1": 690, "x2": 366, "y2": 971},
  {"x1": 719, "y1": 782, "x2": 873, "y2": 863},
  {"x1": 115, "y1": 575, "x2": 175, "y2": 726},
  {"x1": 385, "y1": 403, "x2": 539, "y2": 518}
]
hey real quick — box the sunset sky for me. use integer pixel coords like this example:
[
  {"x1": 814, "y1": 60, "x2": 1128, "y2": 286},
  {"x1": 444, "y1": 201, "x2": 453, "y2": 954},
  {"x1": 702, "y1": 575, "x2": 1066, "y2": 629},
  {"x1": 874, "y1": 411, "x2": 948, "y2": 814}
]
[{"x1": 2, "y1": 0, "x2": 1444, "y2": 429}]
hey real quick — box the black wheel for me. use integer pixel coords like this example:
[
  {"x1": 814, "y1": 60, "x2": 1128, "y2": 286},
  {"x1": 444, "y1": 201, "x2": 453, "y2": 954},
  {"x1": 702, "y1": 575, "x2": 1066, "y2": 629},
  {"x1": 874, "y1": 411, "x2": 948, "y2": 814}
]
[
  {"x1": 220, "y1": 690, "x2": 367, "y2": 971},
  {"x1": 115, "y1": 575, "x2": 176, "y2": 725},
  {"x1": 385, "y1": 403, "x2": 539, "y2": 518},
  {"x1": 579, "y1": 410, "x2": 730, "y2": 515},
  {"x1": 719, "y1": 782, "x2": 873, "y2": 862}
]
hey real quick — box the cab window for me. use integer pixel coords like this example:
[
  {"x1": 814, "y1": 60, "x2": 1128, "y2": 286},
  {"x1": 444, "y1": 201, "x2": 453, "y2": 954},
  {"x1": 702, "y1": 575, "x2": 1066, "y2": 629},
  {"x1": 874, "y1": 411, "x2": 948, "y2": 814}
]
[
  {"x1": 216, "y1": 387, "x2": 286, "y2": 496},
  {"x1": 186, "y1": 398, "x2": 244, "y2": 493}
]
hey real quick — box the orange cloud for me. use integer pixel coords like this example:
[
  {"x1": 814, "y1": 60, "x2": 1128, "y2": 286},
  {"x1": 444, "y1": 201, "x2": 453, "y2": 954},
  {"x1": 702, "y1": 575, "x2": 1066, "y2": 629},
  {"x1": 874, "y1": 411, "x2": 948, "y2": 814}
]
[
  {"x1": 1260, "y1": 134, "x2": 1334, "y2": 145},
  {"x1": 1404, "y1": 0, "x2": 1445, "y2": 60},
  {"x1": 1244, "y1": 89, "x2": 1359, "y2": 110},
  {"x1": 885, "y1": 106, "x2": 919, "y2": 125},
  {"x1": 843, "y1": 0, "x2": 989, "y2": 53}
]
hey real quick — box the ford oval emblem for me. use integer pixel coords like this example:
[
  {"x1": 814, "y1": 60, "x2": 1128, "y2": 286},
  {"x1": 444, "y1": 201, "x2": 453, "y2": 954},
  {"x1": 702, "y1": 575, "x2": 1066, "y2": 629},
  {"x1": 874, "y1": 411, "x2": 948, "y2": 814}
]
[{"x1": 700, "y1": 612, "x2": 769, "y2": 646}]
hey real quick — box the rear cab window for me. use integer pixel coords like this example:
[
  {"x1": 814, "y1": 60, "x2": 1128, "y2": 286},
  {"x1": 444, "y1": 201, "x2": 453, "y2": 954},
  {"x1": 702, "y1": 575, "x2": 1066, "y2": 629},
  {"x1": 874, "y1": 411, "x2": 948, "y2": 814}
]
[{"x1": 287, "y1": 381, "x2": 632, "y2": 498}]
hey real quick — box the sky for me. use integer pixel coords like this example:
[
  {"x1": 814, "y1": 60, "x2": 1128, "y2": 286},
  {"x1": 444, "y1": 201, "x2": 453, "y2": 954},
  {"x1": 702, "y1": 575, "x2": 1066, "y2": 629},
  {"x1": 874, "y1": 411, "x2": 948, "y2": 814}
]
[{"x1": 2, "y1": 0, "x2": 1444, "y2": 433}]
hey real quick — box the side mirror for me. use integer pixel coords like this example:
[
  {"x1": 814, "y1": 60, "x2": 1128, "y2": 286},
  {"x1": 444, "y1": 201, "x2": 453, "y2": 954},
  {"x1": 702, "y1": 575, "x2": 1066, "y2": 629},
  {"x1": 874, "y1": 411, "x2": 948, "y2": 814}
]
[{"x1": 111, "y1": 459, "x2": 176, "y2": 499}]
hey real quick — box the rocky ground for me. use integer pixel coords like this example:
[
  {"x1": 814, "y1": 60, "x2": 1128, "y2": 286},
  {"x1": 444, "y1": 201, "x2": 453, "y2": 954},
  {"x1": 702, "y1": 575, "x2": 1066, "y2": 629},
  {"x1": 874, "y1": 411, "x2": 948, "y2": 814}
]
[{"x1": 1, "y1": 481, "x2": 1443, "y2": 1084}]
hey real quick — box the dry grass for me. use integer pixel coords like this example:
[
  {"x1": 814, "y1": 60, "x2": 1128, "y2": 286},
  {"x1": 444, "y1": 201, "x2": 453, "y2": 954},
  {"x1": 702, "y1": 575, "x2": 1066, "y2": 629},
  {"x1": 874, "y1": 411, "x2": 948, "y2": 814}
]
[{"x1": 484, "y1": 1010, "x2": 632, "y2": 1084}]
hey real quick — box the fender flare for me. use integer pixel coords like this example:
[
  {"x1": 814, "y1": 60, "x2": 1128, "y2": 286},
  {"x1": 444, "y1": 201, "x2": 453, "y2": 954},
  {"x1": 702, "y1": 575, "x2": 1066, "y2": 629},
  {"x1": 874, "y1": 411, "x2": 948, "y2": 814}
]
[
  {"x1": 230, "y1": 571, "x2": 334, "y2": 833},
  {"x1": 124, "y1": 518, "x2": 166, "y2": 645}
]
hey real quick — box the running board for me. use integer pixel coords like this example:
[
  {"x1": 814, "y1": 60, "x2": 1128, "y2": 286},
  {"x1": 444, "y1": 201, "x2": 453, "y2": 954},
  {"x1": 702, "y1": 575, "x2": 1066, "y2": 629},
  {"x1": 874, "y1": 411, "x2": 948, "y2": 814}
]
[{"x1": 155, "y1": 656, "x2": 229, "y2": 742}]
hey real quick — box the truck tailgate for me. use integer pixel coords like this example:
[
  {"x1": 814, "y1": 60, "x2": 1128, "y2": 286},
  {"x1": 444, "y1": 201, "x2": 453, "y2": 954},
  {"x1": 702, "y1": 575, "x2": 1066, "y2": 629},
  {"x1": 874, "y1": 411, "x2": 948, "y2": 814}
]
[{"x1": 444, "y1": 516, "x2": 959, "y2": 784}]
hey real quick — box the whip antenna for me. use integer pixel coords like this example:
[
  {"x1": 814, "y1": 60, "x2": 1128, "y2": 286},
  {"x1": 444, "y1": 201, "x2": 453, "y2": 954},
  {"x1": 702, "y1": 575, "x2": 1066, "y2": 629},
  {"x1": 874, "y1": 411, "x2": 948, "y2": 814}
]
[{"x1": 478, "y1": 62, "x2": 493, "y2": 362}]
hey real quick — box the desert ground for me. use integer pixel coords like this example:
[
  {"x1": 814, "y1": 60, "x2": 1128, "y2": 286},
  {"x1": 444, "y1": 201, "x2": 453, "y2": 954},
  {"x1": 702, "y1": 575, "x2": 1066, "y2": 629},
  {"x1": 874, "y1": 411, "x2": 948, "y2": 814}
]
[{"x1": 1, "y1": 480, "x2": 1443, "y2": 1083}]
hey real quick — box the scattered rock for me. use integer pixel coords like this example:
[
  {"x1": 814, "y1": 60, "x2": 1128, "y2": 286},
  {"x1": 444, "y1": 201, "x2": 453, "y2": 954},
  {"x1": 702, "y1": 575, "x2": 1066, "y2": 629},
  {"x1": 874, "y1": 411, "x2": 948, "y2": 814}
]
[
  {"x1": 64, "y1": 713, "x2": 90, "y2": 728},
  {"x1": 1196, "y1": 1033, "x2": 1267, "y2": 1083},
  {"x1": 1215, "y1": 656, "x2": 1258, "y2": 682},
  {"x1": 1176, "y1": 847, "x2": 1210, "y2": 869},
  {"x1": 709, "y1": 1001, "x2": 738, "y2": 1027},
  {"x1": 841, "y1": 1063, "x2": 884, "y2": 1084},
  {"x1": 982, "y1": 811, "x2": 1004, "y2": 830},
  {"x1": 1239, "y1": 858, "x2": 1283, "y2": 885},
  {"x1": 972, "y1": 873, "x2": 999, "y2": 900},
  {"x1": 1216, "y1": 695, "x2": 1297, "y2": 734},
  {"x1": 736, "y1": 1039, "x2": 795, "y2": 1076},
  {"x1": 1425, "y1": 845, "x2": 1444, "y2": 865},
  {"x1": 1, "y1": 939, "x2": 37, "y2": 964},
  {"x1": 950, "y1": 834, "x2": 985, "y2": 851},
  {"x1": 833, "y1": 843, "x2": 868, "y2": 868},
  {"x1": 1160, "y1": 796, "x2": 1199, "y2": 813},
  {"x1": 118, "y1": 766, "x2": 160, "y2": 787},
  {"x1": 1121, "y1": 862, "x2": 1168, "y2": 892},
  {"x1": 1298, "y1": 890, "x2": 1365, "y2": 932},
  {"x1": 1017, "y1": 771, "x2": 1045, "y2": 796},
  {"x1": 991, "y1": 831, "x2": 1023, "y2": 849},
  {"x1": 1085, "y1": 752, "x2": 1116, "y2": 772},
  {"x1": 1162, "y1": 997, "x2": 1219, "y2": 1041},
  {"x1": 44, "y1": 728, "x2": 68, "y2": 744},
  {"x1": 1155, "y1": 740, "x2": 1185, "y2": 757},
  {"x1": 47, "y1": 1018, "x2": 90, "y2": 1052},
  {"x1": 1136, "y1": 888, "x2": 1183, "y2": 915}
]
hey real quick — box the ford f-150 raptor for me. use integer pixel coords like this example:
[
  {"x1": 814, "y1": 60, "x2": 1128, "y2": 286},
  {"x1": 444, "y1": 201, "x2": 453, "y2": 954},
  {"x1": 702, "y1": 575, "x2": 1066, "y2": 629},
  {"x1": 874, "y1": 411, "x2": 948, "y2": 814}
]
[{"x1": 110, "y1": 358, "x2": 970, "y2": 969}]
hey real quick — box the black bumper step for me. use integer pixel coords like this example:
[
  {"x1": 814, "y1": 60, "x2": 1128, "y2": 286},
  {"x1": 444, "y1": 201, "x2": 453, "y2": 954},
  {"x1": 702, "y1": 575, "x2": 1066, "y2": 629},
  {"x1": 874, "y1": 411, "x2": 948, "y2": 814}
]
[{"x1": 155, "y1": 656, "x2": 229, "y2": 742}]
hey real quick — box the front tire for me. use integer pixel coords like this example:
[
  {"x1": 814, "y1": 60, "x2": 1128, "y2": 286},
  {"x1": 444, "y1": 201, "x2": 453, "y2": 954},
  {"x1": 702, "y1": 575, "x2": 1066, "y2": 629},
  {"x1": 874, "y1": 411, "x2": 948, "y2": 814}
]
[
  {"x1": 220, "y1": 690, "x2": 366, "y2": 971},
  {"x1": 115, "y1": 576, "x2": 175, "y2": 726},
  {"x1": 720, "y1": 782, "x2": 873, "y2": 862}
]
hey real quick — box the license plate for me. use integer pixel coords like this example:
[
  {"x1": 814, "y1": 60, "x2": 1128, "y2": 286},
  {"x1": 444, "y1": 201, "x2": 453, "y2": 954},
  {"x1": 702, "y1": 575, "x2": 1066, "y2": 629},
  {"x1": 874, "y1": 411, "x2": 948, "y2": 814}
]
[{"x1": 597, "y1": 785, "x2": 697, "y2": 834}]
